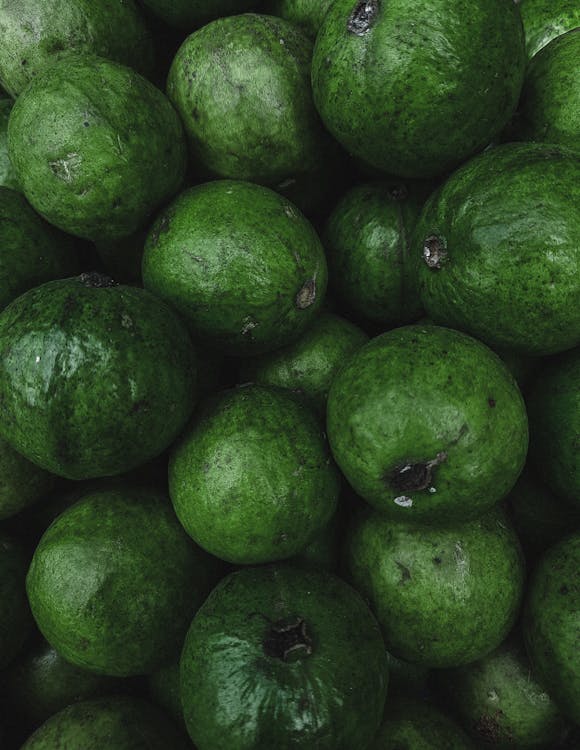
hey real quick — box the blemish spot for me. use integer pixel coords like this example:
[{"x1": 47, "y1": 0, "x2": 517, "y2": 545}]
[
  {"x1": 396, "y1": 561, "x2": 411, "y2": 583},
  {"x1": 560, "y1": 584, "x2": 569, "y2": 595},
  {"x1": 49, "y1": 152, "x2": 82, "y2": 183},
  {"x1": 348, "y1": 0, "x2": 379, "y2": 36},
  {"x1": 35, "y1": 355, "x2": 41, "y2": 364},
  {"x1": 488, "y1": 398, "x2": 496, "y2": 408},
  {"x1": 394, "y1": 495, "x2": 413, "y2": 507},
  {"x1": 241, "y1": 317, "x2": 258, "y2": 335},
  {"x1": 389, "y1": 452, "x2": 447, "y2": 493},
  {"x1": 423, "y1": 235, "x2": 448, "y2": 269},
  {"x1": 296, "y1": 278, "x2": 317, "y2": 309}
]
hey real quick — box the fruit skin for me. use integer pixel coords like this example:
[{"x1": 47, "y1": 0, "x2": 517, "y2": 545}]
[
  {"x1": 265, "y1": 0, "x2": 335, "y2": 38},
  {"x1": 527, "y1": 348, "x2": 580, "y2": 507},
  {"x1": 414, "y1": 143, "x2": 580, "y2": 355},
  {"x1": 0, "y1": 436, "x2": 55, "y2": 520},
  {"x1": 324, "y1": 182, "x2": 425, "y2": 326},
  {"x1": 437, "y1": 636, "x2": 570, "y2": 749},
  {"x1": 311, "y1": 0, "x2": 525, "y2": 178},
  {"x1": 8, "y1": 54, "x2": 186, "y2": 241},
  {"x1": 169, "y1": 385, "x2": 340, "y2": 564},
  {"x1": 0, "y1": 275, "x2": 196, "y2": 479},
  {"x1": 516, "y1": 29, "x2": 580, "y2": 155},
  {"x1": 141, "y1": 0, "x2": 255, "y2": 29},
  {"x1": 327, "y1": 325, "x2": 528, "y2": 523},
  {"x1": 20, "y1": 696, "x2": 191, "y2": 749},
  {"x1": 0, "y1": 188, "x2": 78, "y2": 311},
  {"x1": 142, "y1": 180, "x2": 327, "y2": 356},
  {"x1": 180, "y1": 565, "x2": 388, "y2": 750},
  {"x1": 519, "y1": 0, "x2": 580, "y2": 59},
  {"x1": 0, "y1": 99, "x2": 19, "y2": 191},
  {"x1": 0, "y1": 531, "x2": 32, "y2": 668},
  {"x1": 26, "y1": 488, "x2": 218, "y2": 676},
  {"x1": 344, "y1": 506, "x2": 525, "y2": 667},
  {"x1": 524, "y1": 533, "x2": 580, "y2": 724}
]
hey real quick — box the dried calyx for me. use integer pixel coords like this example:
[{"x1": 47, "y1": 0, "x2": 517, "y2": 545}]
[
  {"x1": 263, "y1": 616, "x2": 313, "y2": 662},
  {"x1": 389, "y1": 452, "x2": 448, "y2": 492},
  {"x1": 348, "y1": 1, "x2": 380, "y2": 36},
  {"x1": 78, "y1": 271, "x2": 118, "y2": 288}
]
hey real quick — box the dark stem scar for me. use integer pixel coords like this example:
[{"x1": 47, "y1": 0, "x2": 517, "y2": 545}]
[
  {"x1": 388, "y1": 452, "x2": 448, "y2": 493},
  {"x1": 348, "y1": 1, "x2": 379, "y2": 35},
  {"x1": 423, "y1": 235, "x2": 448, "y2": 269},
  {"x1": 263, "y1": 617, "x2": 313, "y2": 662}
]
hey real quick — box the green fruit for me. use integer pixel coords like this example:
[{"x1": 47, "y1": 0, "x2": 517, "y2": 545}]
[
  {"x1": 0, "y1": 532, "x2": 32, "y2": 668},
  {"x1": 415, "y1": 143, "x2": 580, "y2": 355},
  {"x1": 20, "y1": 696, "x2": 190, "y2": 749},
  {"x1": 527, "y1": 348, "x2": 580, "y2": 507},
  {"x1": 170, "y1": 385, "x2": 339, "y2": 564},
  {"x1": 438, "y1": 636, "x2": 570, "y2": 748},
  {"x1": 519, "y1": 0, "x2": 580, "y2": 59},
  {"x1": 0, "y1": 98, "x2": 19, "y2": 191},
  {"x1": 345, "y1": 506, "x2": 524, "y2": 667},
  {"x1": 180, "y1": 565, "x2": 388, "y2": 750},
  {"x1": 0, "y1": 436, "x2": 55, "y2": 520},
  {"x1": 0, "y1": 274, "x2": 196, "y2": 479},
  {"x1": 516, "y1": 29, "x2": 580, "y2": 155},
  {"x1": 141, "y1": 0, "x2": 255, "y2": 29},
  {"x1": 142, "y1": 180, "x2": 327, "y2": 355},
  {"x1": 324, "y1": 182, "x2": 425, "y2": 326},
  {"x1": 265, "y1": 0, "x2": 335, "y2": 37},
  {"x1": 327, "y1": 325, "x2": 528, "y2": 523},
  {"x1": 26, "y1": 488, "x2": 218, "y2": 676},
  {"x1": 524, "y1": 533, "x2": 580, "y2": 724},
  {"x1": 239, "y1": 313, "x2": 368, "y2": 414},
  {"x1": 370, "y1": 699, "x2": 475, "y2": 749},
  {"x1": 8, "y1": 54, "x2": 186, "y2": 241},
  {"x1": 149, "y1": 660, "x2": 184, "y2": 729},
  {"x1": 167, "y1": 14, "x2": 330, "y2": 186},
  {"x1": 311, "y1": 0, "x2": 525, "y2": 178},
  {"x1": 0, "y1": 187, "x2": 78, "y2": 311}
]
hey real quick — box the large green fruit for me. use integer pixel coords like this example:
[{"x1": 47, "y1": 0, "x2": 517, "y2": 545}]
[
  {"x1": 311, "y1": 0, "x2": 525, "y2": 178},
  {"x1": 140, "y1": 0, "x2": 255, "y2": 29},
  {"x1": 345, "y1": 506, "x2": 525, "y2": 667},
  {"x1": 142, "y1": 180, "x2": 327, "y2": 355},
  {"x1": 20, "y1": 696, "x2": 190, "y2": 749},
  {"x1": 327, "y1": 325, "x2": 528, "y2": 523},
  {"x1": 519, "y1": 0, "x2": 580, "y2": 59},
  {"x1": 26, "y1": 488, "x2": 218, "y2": 676},
  {"x1": 524, "y1": 533, "x2": 580, "y2": 724},
  {"x1": 265, "y1": 0, "x2": 335, "y2": 37},
  {"x1": 0, "y1": 532, "x2": 32, "y2": 668},
  {"x1": 0, "y1": 274, "x2": 196, "y2": 479},
  {"x1": 167, "y1": 14, "x2": 331, "y2": 186},
  {"x1": 180, "y1": 565, "x2": 388, "y2": 750},
  {"x1": 170, "y1": 385, "x2": 340, "y2": 564},
  {"x1": 414, "y1": 143, "x2": 580, "y2": 355},
  {"x1": 0, "y1": 436, "x2": 55, "y2": 520},
  {"x1": 8, "y1": 55, "x2": 186, "y2": 241},
  {"x1": 0, "y1": 99, "x2": 19, "y2": 191}
]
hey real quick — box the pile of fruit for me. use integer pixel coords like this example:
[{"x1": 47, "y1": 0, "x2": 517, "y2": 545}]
[{"x1": 0, "y1": 0, "x2": 579, "y2": 748}]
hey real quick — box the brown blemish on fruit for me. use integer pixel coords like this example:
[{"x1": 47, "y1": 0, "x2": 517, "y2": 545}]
[
  {"x1": 348, "y1": 0, "x2": 379, "y2": 35},
  {"x1": 263, "y1": 617, "x2": 313, "y2": 661},
  {"x1": 388, "y1": 452, "x2": 448, "y2": 492},
  {"x1": 296, "y1": 278, "x2": 316, "y2": 309},
  {"x1": 423, "y1": 235, "x2": 448, "y2": 269},
  {"x1": 488, "y1": 398, "x2": 496, "y2": 408},
  {"x1": 396, "y1": 561, "x2": 411, "y2": 583}
]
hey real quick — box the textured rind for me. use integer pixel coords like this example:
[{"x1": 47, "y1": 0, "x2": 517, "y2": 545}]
[
  {"x1": 524, "y1": 533, "x2": 580, "y2": 724},
  {"x1": 327, "y1": 325, "x2": 528, "y2": 523},
  {"x1": 26, "y1": 489, "x2": 217, "y2": 676},
  {"x1": 0, "y1": 435, "x2": 55, "y2": 520},
  {"x1": 0, "y1": 531, "x2": 32, "y2": 669},
  {"x1": 414, "y1": 143, "x2": 580, "y2": 355},
  {"x1": 344, "y1": 506, "x2": 525, "y2": 667},
  {"x1": 141, "y1": 0, "x2": 255, "y2": 29},
  {"x1": 519, "y1": 0, "x2": 580, "y2": 59},
  {"x1": 0, "y1": 277, "x2": 196, "y2": 479},
  {"x1": 142, "y1": 180, "x2": 328, "y2": 355},
  {"x1": 8, "y1": 55, "x2": 186, "y2": 241},
  {"x1": 169, "y1": 385, "x2": 340, "y2": 564},
  {"x1": 180, "y1": 565, "x2": 388, "y2": 750},
  {"x1": 0, "y1": 99, "x2": 20, "y2": 191},
  {"x1": 167, "y1": 14, "x2": 330, "y2": 185},
  {"x1": 265, "y1": 0, "x2": 335, "y2": 38},
  {"x1": 312, "y1": 0, "x2": 525, "y2": 178}
]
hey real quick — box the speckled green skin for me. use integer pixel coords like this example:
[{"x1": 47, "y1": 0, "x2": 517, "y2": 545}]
[
  {"x1": 527, "y1": 348, "x2": 580, "y2": 507},
  {"x1": 312, "y1": 0, "x2": 525, "y2": 178},
  {"x1": 415, "y1": 144, "x2": 580, "y2": 355},
  {"x1": 239, "y1": 313, "x2": 368, "y2": 414},
  {"x1": 520, "y1": 0, "x2": 580, "y2": 59},
  {"x1": 327, "y1": 325, "x2": 528, "y2": 523},
  {"x1": 266, "y1": 0, "x2": 335, "y2": 37},
  {"x1": 167, "y1": 14, "x2": 330, "y2": 186},
  {"x1": 516, "y1": 30, "x2": 580, "y2": 155},
  {"x1": 0, "y1": 188, "x2": 78, "y2": 311},
  {"x1": 170, "y1": 385, "x2": 339, "y2": 564},
  {"x1": 524, "y1": 533, "x2": 580, "y2": 724},
  {"x1": 0, "y1": 436, "x2": 55, "y2": 520},
  {"x1": 0, "y1": 276, "x2": 196, "y2": 479},
  {"x1": 0, "y1": 0, "x2": 154, "y2": 97},
  {"x1": 142, "y1": 180, "x2": 328, "y2": 356},
  {"x1": 8, "y1": 55, "x2": 186, "y2": 241},
  {"x1": 181, "y1": 565, "x2": 388, "y2": 750},
  {"x1": 438, "y1": 636, "x2": 570, "y2": 748},
  {"x1": 20, "y1": 696, "x2": 191, "y2": 749},
  {"x1": 141, "y1": 0, "x2": 255, "y2": 29},
  {"x1": 0, "y1": 532, "x2": 31, "y2": 669},
  {"x1": 345, "y1": 506, "x2": 525, "y2": 667},
  {"x1": 27, "y1": 488, "x2": 217, "y2": 676},
  {"x1": 0, "y1": 99, "x2": 19, "y2": 191},
  {"x1": 324, "y1": 182, "x2": 425, "y2": 325},
  {"x1": 370, "y1": 699, "x2": 474, "y2": 749},
  {"x1": 149, "y1": 660, "x2": 184, "y2": 729}
]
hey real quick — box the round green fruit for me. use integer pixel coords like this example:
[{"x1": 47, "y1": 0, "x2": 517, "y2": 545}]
[
  {"x1": 0, "y1": 531, "x2": 32, "y2": 668},
  {"x1": 140, "y1": 0, "x2": 255, "y2": 29},
  {"x1": 0, "y1": 98, "x2": 19, "y2": 191},
  {"x1": 180, "y1": 565, "x2": 388, "y2": 750},
  {"x1": 415, "y1": 143, "x2": 580, "y2": 355},
  {"x1": 0, "y1": 436, "x2": 55, "y2": 520},
  {"x1": 169, "y1": 385, "x2": 340, "y2": 564},
  {"x1": 327, "y1": 325, "x2": 528, "y2": 523},
  {"x1": 142, "y1": 180, "x2": 327, "y2": 355},
  {"x1": 519, "y1": 0, "x2": 580, "y2": 59},
  {"x1": 0, "y1": 274, "x2": 196, "y2": 479},
  {"x1": 8, "y1": 54, "x2": 186, "y2": 241},
  {"x1": 265, "y1": 0, "x2": 335, "y2": 37},
  {"x1": 345, "y1": 506, "x2": 525, "y2": 667}
]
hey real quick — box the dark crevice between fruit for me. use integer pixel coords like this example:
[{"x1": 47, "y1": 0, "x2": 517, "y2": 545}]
[
  {"x1": 296, "y1": 278, "x2": 316, "y2": 309},
  {"x1": 78, "y1": 271, "x2": 118, "y2": 288},
  {"x1": 263, "y1": 617, "x2": 313, "y2": 662},
  {"x1": 388, "y1": 452, "x2": 448, "y2": 492},
  {"x1": 423, "y1": 235, "x2": 447, "y2": 269},
  {"x1": 348, "y1": 0, "x2": 379, "y2": 36}
]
